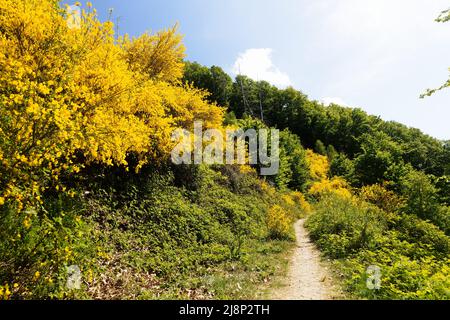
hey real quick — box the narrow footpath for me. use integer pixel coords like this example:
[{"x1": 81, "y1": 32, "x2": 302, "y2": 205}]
[{"x1": 271, "y1": 219, "x2": 341, "y2": 300}]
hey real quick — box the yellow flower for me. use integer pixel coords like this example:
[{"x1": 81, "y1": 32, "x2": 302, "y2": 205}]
[
  {"x1": 281, "y1": 194, "x2": 295, "y2": 206},
  {"x1": 87, "y1": 269, "x2": 94, "y2": 283},
  {"x1": 23, "y1": 217, "x2": 31, "y2": 229},
  {"x1": 37, "y1": 83, "x2": 50, "y2": 95},
  {"x1": 267, "y1": 205, "x2": 291, "y2": 239},
  {"x1": 1, "y1": 284, "x2": 11, "y2": 299},
  {"x1": 26, "y1": 101, "x2": 40, "y2": 114}
]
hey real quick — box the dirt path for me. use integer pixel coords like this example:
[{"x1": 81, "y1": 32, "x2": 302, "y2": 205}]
[{"x1": 271, "y1": 219, "x2": 340, "y2": 300}]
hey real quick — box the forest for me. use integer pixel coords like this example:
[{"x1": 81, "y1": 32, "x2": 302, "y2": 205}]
[{"x1": 0, "y1": 0, "x2": 449, "y2": 300}]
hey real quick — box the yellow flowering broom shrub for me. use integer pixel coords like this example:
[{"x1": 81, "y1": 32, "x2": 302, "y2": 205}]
[
  {"x1": 290, "y1": 191, "x2": 312, "y2": 215},
  {"x1": 0, "y1": 0, "x2": 223, "y2": 208},
  {"x1": 0, "y1": 0, "x2": 224, "y2": 298},
  {"x1": 359, "y1": 184, "x2": 405, "y2": 213},
  {"x1": 122, "y1": 26, "x2": 185, "y2": 83},
  {"x1": 305, "y1": 149, "x2": 329, "y2": 181},
  {"x1": 280, "y1": 191, "x2": 312, "y2": 218},
  {"x1": 309, "y1": 176, "x2": 352, "y2": 199},
  {"x1": 267, "y1": 204, "x2": 292, "y2": 239},
  {"x1": 306, "y1": 150, "x2": 352, "y2": 199}
]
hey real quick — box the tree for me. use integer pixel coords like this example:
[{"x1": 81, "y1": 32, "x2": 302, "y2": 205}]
[
  {"x1": 314, "y1": 140, "x2": 327, "y2": 155},
  {"x1": 400, "y1": 170, "x2": 449, "y2": 233},
  {"x1": 326, "y1": 145, "x2": 338, "y2": 160},
  {"x1": 442, "y1": 141, "x2": 450, "y2": 175},
  {"x1": 183, "y1": 61, "x2": 447, "y2": 189},
  {"x1": 330, "y1": 153, "x2": 356, "y2": 185},
  {"x1": 435, "y1": 175, "x2": 450, "y2": 206},
  {"x1": 354, "y1": 132, "x2": 403, "y2": 185},
  {"x1": 279, "y1": 130, "x2": 309, "y2": 191},
  {"x1": 183, "y1": 61, "x2": 232, "y2": 106}
]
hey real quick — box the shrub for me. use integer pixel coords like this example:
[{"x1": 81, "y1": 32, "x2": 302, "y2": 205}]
[
  {"x1": 0, "y1": 194, "x2": 91, "y2": 299},
  {"x1": 330, "y1": 153, "x2": 356, "y2": 185},
  {"x1": 341, "y1": 250, "x2": 450, "y2": 300},
  {"x1": 290, "y1": 191, "x2": 312, "y2": 216},
  {"x1": 397, "y1": 214, "x2": 450, "y2": 256},
  {"x1": 306, "y1": 149, "x2": 329, "y2": 181},
  {"x1": 306, "y1": 194, "x2": 387, "y2": 256},
  {"x1": 400, "y1": 170, "x2": 449, "y2": 234},
  {"x1": 308, "y1": 177, "x2": 352, "y2": 199},
  {"x1": 359, "y1": 184, "x2": 404, "y2": 213},
  {"x1": 306, "y1": 192, "x2": 450, "y2": 299}
]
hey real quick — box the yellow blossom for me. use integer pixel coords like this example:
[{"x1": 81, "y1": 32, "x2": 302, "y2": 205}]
[
  {"x1": 23, "y1": 217, "x2": 31, "y2": 229},
  {"x1": 33, "y1": 271, "x2": 40, "y2": 281}
]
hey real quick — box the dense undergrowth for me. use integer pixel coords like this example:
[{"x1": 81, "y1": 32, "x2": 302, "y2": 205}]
[
  {"x1": 1, "y1": 162, "x2": 306, "y2": 299},
  {"x1": 306, "y1": 188, "x2": 450, "y2": 299}
]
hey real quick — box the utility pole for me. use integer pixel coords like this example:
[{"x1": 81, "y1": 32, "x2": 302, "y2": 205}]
[
  {"x1": 258, "y1": 81, "x2": 264, "y2": 122},
  {"x1": 115, "y1": 16, "x2": 122, "y2": 39},
  {"x1": 237, "y1": 65, "x2": 252, "y2": 116}
]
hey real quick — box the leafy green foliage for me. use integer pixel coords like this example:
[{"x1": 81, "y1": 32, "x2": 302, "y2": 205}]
[
  {"x1": 0, "y1": 194, "x2": 92, "y2": 299},
  {"x1": 400, "y1": 170, "x2": 450, "y2": 234},
  {"x1": 314, "y1": 140, "x2": 327, "y2": 156},
  {"x1": 330, "y1": 153, "x2": 356, "y2": 184},
  {"x1": 184, "y1": 62, "x2": 447, "y2": 183},
  {"x1": 1, "y1": 161, "x2": 307, "y2": 299},
  {"x1": 1, "y1": 1, "x2": 448, "y2": 301},
  {"x1": 183, "y1": 61, "x2": 233, "y2": 106},
  {"x1": 306, "y1": 195, "x2": 388, "y2": 258},
  {"x1": 354, "y1": 132, "x2": 403, "y2": 185}
]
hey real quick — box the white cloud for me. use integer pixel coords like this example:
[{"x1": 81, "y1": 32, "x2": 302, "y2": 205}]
[
  {"x1": 232, "y1": 48, "x2": 291, "y2": 88},
  {"x1": 320, "y1": 97, "x2": 349, "y2": 107}
]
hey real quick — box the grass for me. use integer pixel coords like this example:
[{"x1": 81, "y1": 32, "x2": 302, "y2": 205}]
[{"x1": 136, "y1": 239, "x2": 294, "y2": 300}]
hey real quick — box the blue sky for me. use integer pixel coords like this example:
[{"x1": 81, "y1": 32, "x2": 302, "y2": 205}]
[{"x1": 87, "y1": 0, "x2": 450, "y2": 140}]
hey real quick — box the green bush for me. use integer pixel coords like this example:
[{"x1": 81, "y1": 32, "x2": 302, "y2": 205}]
[
  {"x1": 398, "y1": 170, "x2": 450, "y2": 235},
  {"x1": 306, "y1": 194, "x2": 387, "y2": 256},
  {"x1": 306, "y1": 192, "x2": 450, "y2": 299},
  {"x1": 0, "y1": 194, "x2": 92, "y2": 299},
  {"x1": 397, "y1": 214, "x2": 450, "y2": 256},
  {"x1": 1, "y1": 161, "x2": 302, "y2": 299}
]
